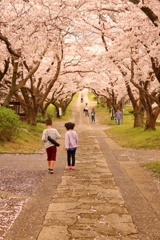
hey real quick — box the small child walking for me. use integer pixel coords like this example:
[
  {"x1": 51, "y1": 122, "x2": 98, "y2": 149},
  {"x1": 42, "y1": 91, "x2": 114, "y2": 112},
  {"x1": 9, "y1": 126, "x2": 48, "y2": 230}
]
[
  {"x1": 42, "y1": 119, "x2": 61, "y2": 174},
  {"x1": 91, "y1": 107, "x2": 96, "y2": 122},
  {"x1": 64, "y1": 122, "x2": 78, "y2": 169},
  {"x1": 115, "y1": 109, "x2": 122, "y2": 125}
]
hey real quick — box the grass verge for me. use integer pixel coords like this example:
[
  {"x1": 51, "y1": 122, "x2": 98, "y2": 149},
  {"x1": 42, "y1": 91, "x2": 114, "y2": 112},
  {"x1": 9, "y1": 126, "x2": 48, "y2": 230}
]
[
  {"x1": 0, "y1": 123, "x2": 45, "y2": 153},
  {"x1": 96, "y1": 104, "x2": 160, "y2": 149},
  {"x1": 106, "y1": 125, "x2": 160, "y2": 149},
  {"x1": 142, "y1": 161, "x2": 160, "y2": 180}
]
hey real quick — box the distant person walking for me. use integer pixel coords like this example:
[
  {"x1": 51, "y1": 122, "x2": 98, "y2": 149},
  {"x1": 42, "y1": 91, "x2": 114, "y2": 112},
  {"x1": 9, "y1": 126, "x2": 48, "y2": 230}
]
[
  {"x1": 84, "y1": 103, "x2": 89, "y2": 116},
  {"x1": 64, "y1": 122, "x2": 78, "y2": 169},
  {"x1": 80, "y1": 94, "x2": 83, "y2": 102},
  {"x1": 91, "y1": 107, "x2": 96, "y2": 122},
  {"x1": 42, "y1": 119, "x2": 61, "y2": 174},
  {"x1": 115, "y1": 109, "x2": 122, "y2": 125}
]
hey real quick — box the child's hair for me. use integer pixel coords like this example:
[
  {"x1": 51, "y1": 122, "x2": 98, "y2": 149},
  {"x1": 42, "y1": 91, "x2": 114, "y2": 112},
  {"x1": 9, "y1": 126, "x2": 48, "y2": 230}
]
[
  {"x1": 45, "y1": 119, "x2": 52, "y2": 126},
  {"x1": 65, "y1": 122, "x2": 75, "y2": 130}
]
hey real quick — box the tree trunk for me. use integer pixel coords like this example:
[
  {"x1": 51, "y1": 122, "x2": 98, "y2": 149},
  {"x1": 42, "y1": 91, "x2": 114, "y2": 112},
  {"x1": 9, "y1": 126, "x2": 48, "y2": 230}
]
[
  {"x1": 2, "y1": 90, "x2": 15, "y2": 107},
  {"x1": 55, "y1": 105, "x2": 60, "y2": 118},
  {"x1": 134, "y1": 112, "x2": 144, "y2": 127},
  {"x1": 61, "y1": 103, "x2": 68, "y2": 116},
  {"x1": 144, "y1": 106, "x2": 160, "y2": 131},
  {"x1": 133, "y1": 104, "x2": 145, "y2": 127},
  {"x1": 144, "y1": 115, "x2": 156, "y2": 130},
  {"x1": 26, "y1": 108, "x2": 38, "y2": 125},
  {"x1": 41, "y1": 108, "x2": 46, "y2": 119}
]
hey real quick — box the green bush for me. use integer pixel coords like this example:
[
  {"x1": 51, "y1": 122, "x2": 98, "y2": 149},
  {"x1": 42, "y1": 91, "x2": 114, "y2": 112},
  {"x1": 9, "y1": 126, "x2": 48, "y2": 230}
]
[
  {"x1": 0, "y1": 107, "x2": 21, "y2": 142},
  {"x1": 37, "y1": 113, "x2": 46, "y2": 123}
]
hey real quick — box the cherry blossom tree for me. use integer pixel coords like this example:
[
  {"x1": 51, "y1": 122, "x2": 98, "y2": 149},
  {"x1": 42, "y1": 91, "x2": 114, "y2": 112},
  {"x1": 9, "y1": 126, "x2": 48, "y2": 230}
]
[
  {"x1": 0, "y1": 0, "x2": 160, "y2": 129},
  {"x1": 78, "y1": 0, "x2": 160, "y2": 129}
]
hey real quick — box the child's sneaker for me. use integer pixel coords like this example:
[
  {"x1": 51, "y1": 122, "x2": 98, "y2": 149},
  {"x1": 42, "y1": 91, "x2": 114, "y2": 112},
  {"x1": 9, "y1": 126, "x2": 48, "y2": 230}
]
[
  {"x1": 66, "y1": 166, "x2": 70, "y2": 169},
  {"x1": 48, "y1": 168, "x2": 51, "y2": 173},
  {"x1": 71, "y1": 166, "x2": 75, "y2": 170},
  {"x1": 50, "y1": 169, "x2": 53, "y2": 174}
]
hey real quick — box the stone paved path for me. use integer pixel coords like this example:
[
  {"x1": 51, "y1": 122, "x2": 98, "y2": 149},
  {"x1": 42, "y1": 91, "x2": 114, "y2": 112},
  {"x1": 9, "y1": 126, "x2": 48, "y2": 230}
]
[{"x1": 37, "y1": 127, "x2": 139, "y2": 240}]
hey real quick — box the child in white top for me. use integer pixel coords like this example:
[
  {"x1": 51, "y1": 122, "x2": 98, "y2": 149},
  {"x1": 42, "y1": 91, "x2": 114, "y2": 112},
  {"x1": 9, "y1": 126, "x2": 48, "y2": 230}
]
[{"x1": 42, "y1": 119, "x2": 61, "y2": 174}]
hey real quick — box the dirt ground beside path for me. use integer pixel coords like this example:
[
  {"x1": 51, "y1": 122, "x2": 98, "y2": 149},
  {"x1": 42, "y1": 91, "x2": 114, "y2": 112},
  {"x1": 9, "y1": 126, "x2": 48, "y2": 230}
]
[{"x1": 1, "y1": 91, "x2": 160, "y2": 240}]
